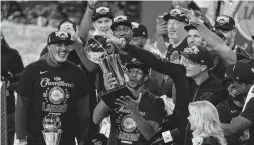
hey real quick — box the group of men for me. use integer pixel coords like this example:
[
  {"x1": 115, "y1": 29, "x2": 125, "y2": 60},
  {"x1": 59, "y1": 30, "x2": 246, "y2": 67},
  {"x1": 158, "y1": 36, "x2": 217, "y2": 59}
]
[{"x1": 2, "y1": 0, "x2": 254, "y2": 145}]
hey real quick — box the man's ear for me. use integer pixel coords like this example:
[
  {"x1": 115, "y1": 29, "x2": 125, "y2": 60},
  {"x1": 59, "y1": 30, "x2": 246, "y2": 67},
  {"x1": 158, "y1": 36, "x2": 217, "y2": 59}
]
[
  {"x1": 142, "y1": 38, "x2": 147, "y2": 47},
  {"x1": 232, "y1": 29, "x2": 237, "y2": 37},
  {"x1": 201, "y1": 41, "x2": 207, "y2": 47},
  {"x1": 201, "y1": 65, "x2": 207, "y2": 72},
  {"x1": 144, "y1": 75, "x2": 149, "y2": 82},
  {"x1": 47, "y1": 45, "x2": 51, "y2": 51}
]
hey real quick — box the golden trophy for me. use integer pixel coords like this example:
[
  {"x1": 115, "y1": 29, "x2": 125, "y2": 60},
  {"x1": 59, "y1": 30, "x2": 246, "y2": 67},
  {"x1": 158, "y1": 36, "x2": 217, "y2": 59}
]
[
  {"x1": 42, "y1": 113, "x2": 62, "y2": 145},
  {"x1": 86, "y1": 35, "x2": 132, "y2": 110}
]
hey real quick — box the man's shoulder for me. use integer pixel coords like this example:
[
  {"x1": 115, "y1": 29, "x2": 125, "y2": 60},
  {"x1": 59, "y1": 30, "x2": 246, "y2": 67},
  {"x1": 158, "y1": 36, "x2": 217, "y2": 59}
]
[{"x1": 64, "y1": 60, "x2": 86, "y2": 75}]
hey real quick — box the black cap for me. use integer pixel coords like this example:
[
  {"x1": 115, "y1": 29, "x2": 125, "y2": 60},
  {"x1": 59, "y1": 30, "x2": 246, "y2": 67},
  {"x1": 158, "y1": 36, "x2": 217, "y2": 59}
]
[
  {"x1": 181, "y1": 46, "x2": 214, "y2": 69},
  {"x1": 184, "y1": 16, "x2": 213, "y2": 31},
  {"x1": 131, "y1": 22, "x2": 148, "y2": 39},
  {"x1": 92, "y1": 7, "x2": 113, "y2": 22},
  {"x1": 214, "y1": 15, "x2": 235, "y2": 31},
  {"x1": 225, "y1": 59, "x2": 254, "y2": 84},
  {"x1": 47, "y1": 31, "x2": 73, "y2": 45},
  {"x1": 126, "y1": 58, "x2": 150, "y2": 75},
  {"x1": 163, "y1": 9, "x2": 189, "y2": 23},
  {"x1": 111, "y1": 15, "x2": 132, "y2": 30}
]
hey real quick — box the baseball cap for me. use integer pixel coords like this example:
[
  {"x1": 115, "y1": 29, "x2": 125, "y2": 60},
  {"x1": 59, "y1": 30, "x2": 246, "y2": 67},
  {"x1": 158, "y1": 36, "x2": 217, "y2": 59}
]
[
  {"x1": 110, "y1": 15, "x2": 132, "y2": 30},
  {"x1": 225, "y1": 59, "x2": 254, "y2": 84},
  {"x1": 92, "y1": 7, "x2": 113, "y2": 22},
  {"x1": 131, "y1": 22, "x2": 148, "y2": 39},
  {"x1": 184, "y1": 16, "x2": 213, "y2": 31},
  {"x1": 163, "y1": 9, "x2": 189, "y2": 23},
  {"x1": 214, "y1": 15, "x2": 235, "y2": 31},
  {"x1": 181, "y1": 46, "x2": 214, "y2": 69},
  {"x1": 47, "y1": 31, "x2": 73, "y2": 45},
  {"x1": 126, "y1": 58, "x2": 150, "y2": 75}
]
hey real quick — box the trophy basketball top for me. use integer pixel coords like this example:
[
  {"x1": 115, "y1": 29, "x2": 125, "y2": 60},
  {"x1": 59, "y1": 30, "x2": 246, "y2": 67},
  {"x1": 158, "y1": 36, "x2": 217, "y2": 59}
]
[
  {"x1": 42, "y1": 113, "x2": 61, "y2": 132},
  {"x1": 86, "y1": 35, "x2": 115, "y2": 63}
]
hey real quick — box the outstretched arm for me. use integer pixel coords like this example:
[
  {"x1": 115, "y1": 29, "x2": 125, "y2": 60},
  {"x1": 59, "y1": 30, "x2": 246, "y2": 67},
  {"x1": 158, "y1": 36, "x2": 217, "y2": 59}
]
[{"x1": 180, "y1": 7, "x2": 237, "y2": 64}]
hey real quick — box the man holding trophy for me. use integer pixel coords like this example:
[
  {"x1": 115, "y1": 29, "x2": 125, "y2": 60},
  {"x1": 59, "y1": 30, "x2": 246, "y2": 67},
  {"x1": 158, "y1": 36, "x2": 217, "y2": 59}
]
[
  {"x1": 93, "y1": 58, "x2": 165, "y2": 145},
  {"x1": 15, "y1": 31, "x2": 90, "y2": 145}
]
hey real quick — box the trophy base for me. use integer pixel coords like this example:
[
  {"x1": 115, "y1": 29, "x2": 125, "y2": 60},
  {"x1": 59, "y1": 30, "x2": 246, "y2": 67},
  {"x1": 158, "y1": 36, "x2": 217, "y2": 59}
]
[
  {"x1": 99, "y1": 86, "x2": 133, "y2": 110},
  {"x1": 42, "y1": 129, "x2": 63, "y2": 145}
]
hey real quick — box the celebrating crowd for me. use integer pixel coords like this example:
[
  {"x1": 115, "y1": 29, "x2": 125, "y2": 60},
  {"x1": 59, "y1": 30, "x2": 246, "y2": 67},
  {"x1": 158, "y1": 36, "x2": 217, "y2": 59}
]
[{"x1": 1, "y1": 1, "x2": 254, "y2": 145}]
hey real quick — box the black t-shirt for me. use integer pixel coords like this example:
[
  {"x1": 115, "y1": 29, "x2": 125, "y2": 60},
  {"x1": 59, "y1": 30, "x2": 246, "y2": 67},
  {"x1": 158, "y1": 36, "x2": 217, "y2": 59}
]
[
  {"x1": 15, "y1": 59, "x2": 88, "y2": 145},
  {"x1": 217, "y1": 98, "x2": 242, "y2": 123},
  {"x1": 107, "y1": 91, "x2": 165, "y2": 145},
  {"x1": 165, "y1": 37, "x2": 188, "y2": 60},
  {"x1": 241, "y1": 98, "x2": 254, "y2": 145}
]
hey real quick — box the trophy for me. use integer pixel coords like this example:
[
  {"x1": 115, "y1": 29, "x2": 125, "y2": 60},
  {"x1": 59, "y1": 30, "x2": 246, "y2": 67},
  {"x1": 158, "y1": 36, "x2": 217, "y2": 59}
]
[
  {"x1": 42, "y1": 113, "x2": 63, "y2": 145},
  {"x1": 86, "y1": 35, "x2": 132, "y2": 110}
]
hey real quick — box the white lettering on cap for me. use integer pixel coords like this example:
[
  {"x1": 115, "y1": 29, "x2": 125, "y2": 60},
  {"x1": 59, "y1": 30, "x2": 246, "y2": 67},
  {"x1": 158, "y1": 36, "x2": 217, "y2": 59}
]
[
  {"x1": 114, "y1": 15, "x2": 128, "y2": 23},
  {"x1": 96, "y1": 7, "x2": 109, "y2": 14},
  {"x1": 216, "y1": 16, "x2": 230, "y2": 25},
  {"x1": 131, "y1": 22, "x2": 139, "y2": 29},
  {"x1": 55, "y1": 31, "x2": 68, "y2": 40},
  {"x1": 170, "y1": 9, "x2": 181, "y2": 16}
]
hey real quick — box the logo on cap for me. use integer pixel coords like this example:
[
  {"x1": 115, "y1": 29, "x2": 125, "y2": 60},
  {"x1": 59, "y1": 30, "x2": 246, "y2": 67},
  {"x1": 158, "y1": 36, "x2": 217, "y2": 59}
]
[
  {"x1": 55, "y1": 31, "x2": 68, "y2": 40},
  {"x1": 183, "y1": 46, "x2": 199, "y2": 54},
  {"x1": 170, "y1": 9, "x2": 181, "y2": 16},
  {"x1": 96, "y1": 7, "x2": 109, "y2": 14},
  {"x1": 131, "y1": 22, "x2": 139, "y2": 29},
  {"x1": 114, "y1": 15, "x2": 127, "y2": 23},
  {"x1": 216, "y1": 16, "x2": 230, "y2": 25}
]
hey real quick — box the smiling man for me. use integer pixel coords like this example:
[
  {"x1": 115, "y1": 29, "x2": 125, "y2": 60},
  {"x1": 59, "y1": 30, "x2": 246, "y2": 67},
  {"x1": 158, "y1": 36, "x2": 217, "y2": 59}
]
[{"x1": 15, "y1": 31, "x2": 90, "y2": 145}]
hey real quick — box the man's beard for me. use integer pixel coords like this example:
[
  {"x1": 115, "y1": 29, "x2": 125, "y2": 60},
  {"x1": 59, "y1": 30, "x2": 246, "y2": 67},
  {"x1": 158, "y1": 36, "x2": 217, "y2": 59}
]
[{"x1": 233, "y1": 92, "x2": 247, "y2": 102}]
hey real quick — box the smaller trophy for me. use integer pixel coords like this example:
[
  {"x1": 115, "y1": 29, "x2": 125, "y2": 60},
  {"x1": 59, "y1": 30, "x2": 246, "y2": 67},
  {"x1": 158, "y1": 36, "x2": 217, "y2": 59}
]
[{"x1": 42, "y1": 113, "x2": 63, "y2": 145}]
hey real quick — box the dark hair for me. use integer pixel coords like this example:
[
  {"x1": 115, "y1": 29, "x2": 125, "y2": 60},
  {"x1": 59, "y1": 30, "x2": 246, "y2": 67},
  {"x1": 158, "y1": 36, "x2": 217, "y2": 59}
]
[{"x1": 58, "y1": 20, "x2": 77, "y2": 32}]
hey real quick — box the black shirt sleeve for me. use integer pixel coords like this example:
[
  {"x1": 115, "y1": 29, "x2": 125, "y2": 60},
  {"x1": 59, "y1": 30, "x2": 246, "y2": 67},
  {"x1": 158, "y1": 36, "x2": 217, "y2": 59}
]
[
  {"x1": 76, "y1": 69, "x2": 89, "y2": 98},
  {"x1": 241, "y1": 98, "x2": 254, "y2": 123},
  {"x1": 14, "y1": 64, "x2": 36, "y2": 97},
  {"x1": 146, "y1": 98, "x2": 165, "y2": 124}
]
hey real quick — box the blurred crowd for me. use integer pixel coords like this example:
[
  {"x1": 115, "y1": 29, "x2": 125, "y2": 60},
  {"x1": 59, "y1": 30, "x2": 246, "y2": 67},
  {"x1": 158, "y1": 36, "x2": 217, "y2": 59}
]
[{"x1": 1, "y1": 1, "x2": 254, "y2": 145}]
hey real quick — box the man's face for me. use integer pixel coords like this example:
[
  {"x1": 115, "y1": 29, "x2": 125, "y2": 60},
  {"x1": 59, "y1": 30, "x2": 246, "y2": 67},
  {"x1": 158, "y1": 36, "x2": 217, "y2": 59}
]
[
  {"x1": 181, "y1": 56, "x2": 206, "y2": 78},
  {"x1": 187, "y1": 29, "x2": 204, "y2": 47},
  {"x1": 113, "y1": 25, "x2": 133, "y2": 41},
  {"x1": 129, "y1": 36, "x2": 146, "y2": 48},
  {"x1": 216, "y1": 29, "x2": 235, "y2": 46},
  {"x1": 48, "y1": 42, "x2": 73, "y2": 63},
  {"x1": 93, "y1": 17, "x2": 112, "y2": 34},
  {"x1": 227, "y1": 81, "x2": 246, "y2": 98},
  {"x1": 167, "y1": 19, "x2": 187, "y2": 44},
  {"x1": 127, "y1": 68, "x2": 146, "y2": 89}
]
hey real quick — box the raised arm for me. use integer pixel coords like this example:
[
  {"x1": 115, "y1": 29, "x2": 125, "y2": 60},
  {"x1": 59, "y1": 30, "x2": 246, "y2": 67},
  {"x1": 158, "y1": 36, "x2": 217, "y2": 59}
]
[
  {"x1": 180, "y1": 7, "x2": 237, "y2": 64},
  {"x1": 78, "y1": 0, "x2": 98, "y2": 42}
]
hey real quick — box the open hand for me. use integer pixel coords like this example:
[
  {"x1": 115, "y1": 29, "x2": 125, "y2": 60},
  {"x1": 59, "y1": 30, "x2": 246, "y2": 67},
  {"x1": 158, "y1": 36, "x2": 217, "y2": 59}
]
[
  {"x1": 156, "y1": 16, "x2": 167, "y2": 36},
  {"x1": 115, "y1": 93, "x2": 142, "y2": 112},
  {"x1": 179, "y1": 7, "x2": 199, "y2": 26}
]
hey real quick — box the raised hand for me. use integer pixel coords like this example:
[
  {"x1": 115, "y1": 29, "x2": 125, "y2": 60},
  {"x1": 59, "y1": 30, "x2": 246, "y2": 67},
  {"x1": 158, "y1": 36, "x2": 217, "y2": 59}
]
[
  {"x1": 179, "y1": 7, "x2": 200, "y2": 26},
  {"x1": 115, "y1": 93, "x2": 142, "y2": 112},
  {"x1": 88, "y1": 0, "x2": 99, "y2": 9},
  {"x1": 156, "y1": 16, "x2": 168, "y2": 36}
]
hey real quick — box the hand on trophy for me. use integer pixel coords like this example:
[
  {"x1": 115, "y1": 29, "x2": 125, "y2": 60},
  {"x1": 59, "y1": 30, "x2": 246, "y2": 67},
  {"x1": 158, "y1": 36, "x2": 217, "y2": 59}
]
[
  {"x1": 103, "y1": 73, "x2": 118, "y2": 91},
  {"x1": 105, "y1": 33, "x2": 127, "y2": 54}
]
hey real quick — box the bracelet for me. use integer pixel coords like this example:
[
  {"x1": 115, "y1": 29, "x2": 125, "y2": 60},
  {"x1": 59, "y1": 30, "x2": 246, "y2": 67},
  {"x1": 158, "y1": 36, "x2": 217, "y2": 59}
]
[{"x1": 88, "y1": 4, "x2": 95, "y2": 10}]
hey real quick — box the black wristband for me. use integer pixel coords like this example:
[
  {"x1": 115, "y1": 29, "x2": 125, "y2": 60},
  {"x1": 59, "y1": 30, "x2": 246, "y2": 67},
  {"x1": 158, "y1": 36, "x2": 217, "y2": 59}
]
[{"x1": 88, "y1": 4, "x2": 95, "y2": 10}]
